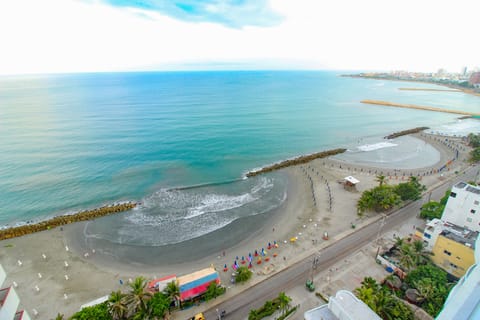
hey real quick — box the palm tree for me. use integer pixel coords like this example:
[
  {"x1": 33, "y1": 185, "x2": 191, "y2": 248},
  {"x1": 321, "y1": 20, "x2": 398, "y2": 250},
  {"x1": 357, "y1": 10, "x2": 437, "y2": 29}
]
[
  {"x1": 53, "y1": 314, "x2": 65, "y2": 320},
  {"x1": 277, "y1": 292, "x2": 292, "y2": 315},
  {"x1": 163, "y1": 280, "x2": 180, "y2": 308},
  {"x1": 373, "y1": 288, "x2": 396, "y2": 319},
  {"x1": 398, "y1": 243, "x2": 416, "y2": 272},
  {"x1": 123, "y1": 276, "x2": 153, "y2": 318},
  {"x1": 376, "y1": 175, "x2": 387, "y2": 186},
  {"x1": 361, "y1": 277, "x2": 379, "y2": 291},
  {"x1": 412, "y1": 239, "x2": 430, "y2": 265},
  {"x1": 355, "y1": 286, "x2": 376, "y2": 310},
  {"x1": 108, "y1": 290, "x2": 127, "y2": 320},
  {"x1": 414, "y1": 278, "x2": 435, "y2": 303}
]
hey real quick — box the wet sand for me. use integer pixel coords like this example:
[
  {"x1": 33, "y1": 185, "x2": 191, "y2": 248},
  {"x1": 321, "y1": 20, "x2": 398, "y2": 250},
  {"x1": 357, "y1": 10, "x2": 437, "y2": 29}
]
[{"x1": 0, "y1": 133, "x2": 473, "y2": 319}]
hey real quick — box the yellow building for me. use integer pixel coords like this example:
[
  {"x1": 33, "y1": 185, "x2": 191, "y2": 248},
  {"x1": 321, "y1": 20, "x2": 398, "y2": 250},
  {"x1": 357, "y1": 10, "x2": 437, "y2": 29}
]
[{"x1": 431, "y1": 227, "x2": 478, "y2": 279}]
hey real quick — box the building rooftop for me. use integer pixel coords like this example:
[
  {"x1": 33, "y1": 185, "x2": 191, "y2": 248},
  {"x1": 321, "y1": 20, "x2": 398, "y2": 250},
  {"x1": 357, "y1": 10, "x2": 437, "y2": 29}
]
[
  {"x1": 304, "y1": 290, "x2": 381, "y2": 320},
  {"x1": 454, "y1": 181, "x2": 480, "y2": 195},
  {"x1": 440, "y1": 224, "x2": 478, "y2": 249}
]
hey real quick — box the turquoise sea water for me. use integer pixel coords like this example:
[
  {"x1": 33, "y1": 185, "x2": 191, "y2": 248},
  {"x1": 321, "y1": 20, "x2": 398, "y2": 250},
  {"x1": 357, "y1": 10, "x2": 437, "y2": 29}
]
[{"x1": 1, "y1": 71, "x2": 479, "y2": 246}]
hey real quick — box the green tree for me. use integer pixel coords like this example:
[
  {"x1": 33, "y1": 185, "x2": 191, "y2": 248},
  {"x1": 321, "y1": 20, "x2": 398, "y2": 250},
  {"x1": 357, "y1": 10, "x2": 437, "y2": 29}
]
[
  {"x1": 405, "y1": 264, "x2": 447, "y2": 288},
  {"x1": 163, "y1": 280, "x2": 180, "y2": 308},
  {"x1": 361, "y1": 277, "x2": 379, "y2": 290},
  {"x1": 414, "y1": 278, "x2": 435, "y2": 302},
  {"x1": 235, "y1": 266, "x2": 253, "y2": 283},
  {"x1": 468, "y1": 133, "x2": 480, "y2": 148},
  {"x1": 107, "y1": 290, "x2": 127, "y2": 320},
  {"x1": 375, "y1": 175, "x2": 387, "y2": 186},
  {"x1": 398, "y1": 243, "x2": 416, "y2": 272},
  {"x1": 277, "y1": 292, "x2": 292, "y2": 316},
  {"x1": 357, "y1": 185, "x2": 401, "y2": 215},
  {"x1": 420, "y1": 201, "x2": 444, "y2": 220},
  {"x1": 146, "y1": 292, "x2": 170, "y2": 319},
  {"x1": 440, "y1": 189, "x2": 450, "y2": 206},
  {"x1": 248, "y1": 309, "x2": 259, "y2": 320},
  {"x1": 53, "y1": 314, "x2": 65, "y2": 320},
  {"x1": 412, "y1": 240, "x2": 430, "y2": 265},
  {"x1": 470, "y1": 147, "x2": 480, "y2": 163},
  {"x1": 123, "y1": 277, "x2": 153, "y2": 319},
  {"x1": 204, "y1": 282, "x2": 224, "y2": 301},
  {"x1": 394, "y1": 178, "x2": 426, "y2": 201},
  {"x1": 70, "y1": 302, "x2": 112, "y2": 320}
]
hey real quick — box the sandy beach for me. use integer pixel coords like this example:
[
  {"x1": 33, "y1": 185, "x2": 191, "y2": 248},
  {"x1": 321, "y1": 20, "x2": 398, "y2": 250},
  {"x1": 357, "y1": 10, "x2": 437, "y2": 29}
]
[{"x1": 0, "y1": 132, "x2": 474, "y2": 319}]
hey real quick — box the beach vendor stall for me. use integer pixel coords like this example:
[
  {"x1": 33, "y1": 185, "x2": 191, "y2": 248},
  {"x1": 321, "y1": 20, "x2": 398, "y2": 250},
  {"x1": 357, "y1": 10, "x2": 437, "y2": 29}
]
[
  {"x1": 343, "y1": 176, "x2": 360, "y2": 190},
  {"x1": 177, "y1": 267, "x2": 220, "y2": 302},
  {"x1": 147, "y1": 274, "x2": 177, "y2": 292}
]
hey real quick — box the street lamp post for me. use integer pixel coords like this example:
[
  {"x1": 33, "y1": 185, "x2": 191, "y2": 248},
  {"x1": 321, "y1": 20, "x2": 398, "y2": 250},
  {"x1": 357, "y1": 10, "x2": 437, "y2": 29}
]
[{"x1": 375, "y1": 214, "x2": 387, "y2": 258}]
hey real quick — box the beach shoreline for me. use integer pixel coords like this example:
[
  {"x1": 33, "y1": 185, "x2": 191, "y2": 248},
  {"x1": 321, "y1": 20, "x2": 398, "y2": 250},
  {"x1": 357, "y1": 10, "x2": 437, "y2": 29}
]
[{"x1": 0, "y1": 131, "x2": 474, "y2": 319}]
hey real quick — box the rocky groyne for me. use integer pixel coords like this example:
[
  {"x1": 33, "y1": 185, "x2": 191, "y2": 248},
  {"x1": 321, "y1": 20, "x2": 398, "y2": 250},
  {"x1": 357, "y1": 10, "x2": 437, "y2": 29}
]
[
  {"x1": 0, "y1": 202, "x2": 137, "y2": 241},
  {"x1": 246, "y1": 148, "x2": 347, "y2": 177},
  {"x1": 384, "y1": 127, "x2": 429, "y2": 139},
  {"x1": 360, "y1": 99, "x2": 480, "y2": 116}
]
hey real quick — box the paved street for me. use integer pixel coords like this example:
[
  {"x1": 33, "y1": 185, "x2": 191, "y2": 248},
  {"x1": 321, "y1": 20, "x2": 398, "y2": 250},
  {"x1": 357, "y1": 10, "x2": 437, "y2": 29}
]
[{"x1": 203, "y1": 165, "x2": 479, "y2": 320}]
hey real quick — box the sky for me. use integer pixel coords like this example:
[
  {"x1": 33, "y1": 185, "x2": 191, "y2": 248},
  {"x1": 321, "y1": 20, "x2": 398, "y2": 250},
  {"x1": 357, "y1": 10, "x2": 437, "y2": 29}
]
[{"x1": 0, "y1": 0, "x2": 478, "y2": 75}]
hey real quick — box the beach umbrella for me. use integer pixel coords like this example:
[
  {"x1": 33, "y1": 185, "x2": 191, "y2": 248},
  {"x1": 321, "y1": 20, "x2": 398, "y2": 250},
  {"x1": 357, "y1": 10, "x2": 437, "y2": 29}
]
[
  {"x1": 267, "y1": 242, "x2": 271, "y2": 249},
  {"x1": 236, "y1": 256, "x2": 239, "y2": 260},
  {"x1": 223, "y1": 264, "x2": 228, "y2": 272},
  {"x1": 241, "y1": 256, "x2": 246, "y2": 264},
  {"x1": 248, "y1": 262, "x2": 252, "y2": 269},
  {"x1": 261, "y1": 248, "x2": 265, "y2": 256},
  {"x1": 254, "y1": 250, "x2": 258, "y2": 257}
]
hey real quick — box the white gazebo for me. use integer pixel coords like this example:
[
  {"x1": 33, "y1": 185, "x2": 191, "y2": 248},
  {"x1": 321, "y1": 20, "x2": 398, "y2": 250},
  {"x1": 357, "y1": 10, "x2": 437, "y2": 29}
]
[{"x1": 344, "y1": 176, "x2": 360, "y2": 190}]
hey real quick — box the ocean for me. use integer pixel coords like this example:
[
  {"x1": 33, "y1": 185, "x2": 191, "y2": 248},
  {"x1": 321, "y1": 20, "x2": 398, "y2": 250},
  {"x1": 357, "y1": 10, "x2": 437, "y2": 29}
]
[{"x1": 1, "y1": 71, "x2": 479, "y2": 248}]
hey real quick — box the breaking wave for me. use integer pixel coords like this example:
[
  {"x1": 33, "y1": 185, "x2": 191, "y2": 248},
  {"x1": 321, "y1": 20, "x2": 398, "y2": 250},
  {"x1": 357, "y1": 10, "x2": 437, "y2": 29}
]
[{"x1": 84, "y1": 175, "x2": 286, "y2": 246}]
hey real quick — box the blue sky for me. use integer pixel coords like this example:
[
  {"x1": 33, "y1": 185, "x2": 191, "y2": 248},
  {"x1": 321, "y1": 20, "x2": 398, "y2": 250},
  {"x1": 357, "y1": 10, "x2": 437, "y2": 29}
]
[
  {"x1": 102, "y1": 0, "x2": 283, "y2": 28},
  {"x1": 0, "y1": 0, "x2": 478, "y2": 75}
]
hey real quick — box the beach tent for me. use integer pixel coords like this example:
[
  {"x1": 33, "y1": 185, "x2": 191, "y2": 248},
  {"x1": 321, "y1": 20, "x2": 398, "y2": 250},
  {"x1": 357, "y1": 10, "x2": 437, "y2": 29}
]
[
  {"x1": 343, "y1": 176, "x2": 360, "y2": 190},
  {"x1": 147, "y1": 274, "x2": 177, "y2": 292},
  {"x1": 177, "y1": 267, "x2": 220, "y2": 301}
]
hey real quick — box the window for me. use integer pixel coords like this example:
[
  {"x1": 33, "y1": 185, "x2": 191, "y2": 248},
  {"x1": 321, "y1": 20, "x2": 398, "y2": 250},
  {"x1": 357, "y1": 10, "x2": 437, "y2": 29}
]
[
  {"x1": 467, "y1": 217, "x2": 473, "y2": 222},
  {"x1": 450, "y1": 192, "x2": 457, "y2": 198},
  {"x1": 444, "y1": 250, "x2": 452, "y2": 256},
  {"x1": 424, "y1": 232, "x2": 431, "y2": 239},
  {"x1": 450, "y1": 263, "x2": 458, "y2": 269},
  {"x1": 471, "y1": 209, "x2": 476, "y2": 214}
]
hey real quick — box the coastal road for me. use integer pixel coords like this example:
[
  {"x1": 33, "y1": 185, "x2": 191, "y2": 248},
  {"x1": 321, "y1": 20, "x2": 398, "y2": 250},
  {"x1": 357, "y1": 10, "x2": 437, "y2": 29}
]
[{"x1": 203, "y1": 165, "x2": 479, "y2": 319}]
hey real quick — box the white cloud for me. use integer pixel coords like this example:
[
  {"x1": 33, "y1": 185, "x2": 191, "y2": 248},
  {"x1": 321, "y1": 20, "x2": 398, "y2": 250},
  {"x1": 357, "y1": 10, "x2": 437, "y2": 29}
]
[{"x1": 0, "y1": 0, "x2": 478, "y2": 75}]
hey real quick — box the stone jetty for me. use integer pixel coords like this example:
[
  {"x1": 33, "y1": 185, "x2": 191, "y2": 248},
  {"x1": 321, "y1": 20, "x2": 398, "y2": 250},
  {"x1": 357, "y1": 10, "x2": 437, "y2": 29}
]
[
  {"x1": 384, "y1": 127, "x2": 429, "y2": 139},
  {"x1": 361, "y1": 99, "x2": 480, "y2": 116},
  {"x1": 0, "y1": 202, "x2": 137, "y2": 241},
  {"x1": 246, "y1": 148, "x2": 346, "y2": 177}
]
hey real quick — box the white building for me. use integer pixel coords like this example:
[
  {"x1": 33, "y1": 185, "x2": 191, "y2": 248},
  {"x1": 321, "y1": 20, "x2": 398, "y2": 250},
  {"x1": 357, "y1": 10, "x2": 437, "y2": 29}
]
[
  {"x1": 0, "y1": 264, "x2": 30, "y2": 320},
  {"x1": 304, "y1": 290, "x2": 381, "y2": 320},
  {"x1": 422, "y1": 218, "x2": 444, "y2": 251},
  {"x1": 441, "y1": 182, "x2": 480, "y2": 232}
]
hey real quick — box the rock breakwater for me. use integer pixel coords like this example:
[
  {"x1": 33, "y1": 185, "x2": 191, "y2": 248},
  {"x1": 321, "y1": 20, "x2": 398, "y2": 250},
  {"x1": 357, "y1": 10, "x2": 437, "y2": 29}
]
[
  {"x1": 0, "y1": 202, "x2": 137, "y2": 241},
  {"x1": 246, "y1": 148, "x2": 346, "y2": 177},
  {"x1": 385, "y1": 127, "x2": 429, "y2": 139}
]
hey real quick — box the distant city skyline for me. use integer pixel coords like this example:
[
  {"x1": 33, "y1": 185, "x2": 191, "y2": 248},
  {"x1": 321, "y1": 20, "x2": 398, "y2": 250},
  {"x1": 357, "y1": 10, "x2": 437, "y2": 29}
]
[{"x1": 0, "y1": 0, "x2": 478, "y2": 75}]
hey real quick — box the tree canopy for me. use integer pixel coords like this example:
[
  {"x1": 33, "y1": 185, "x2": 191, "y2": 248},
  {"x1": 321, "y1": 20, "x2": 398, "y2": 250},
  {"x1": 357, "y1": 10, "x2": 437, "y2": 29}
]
[{"x1": 357, "y1": 177, "x2": 426, "y2": 215}]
